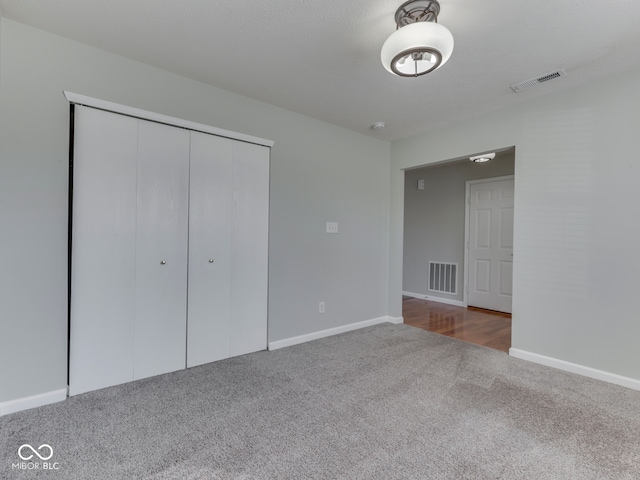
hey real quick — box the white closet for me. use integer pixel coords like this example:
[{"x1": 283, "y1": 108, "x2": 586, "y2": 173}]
[{"x1": 68, "y1": 95, "x2": 270, "y2": 396}]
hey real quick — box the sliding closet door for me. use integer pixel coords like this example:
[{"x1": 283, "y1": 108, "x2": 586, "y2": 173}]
[
  {"x1": 69, "y1": 106, "x2": 138, "y2": 396},
  {"x1": 187, "y1": 132, "x2": 233, "y2": 368},
  {"x1": 230, "y1": 141, "x2": 269, "y2": 356},
  {"x1": 133, "y1": 120, "x2": 190, "y2": 379}
]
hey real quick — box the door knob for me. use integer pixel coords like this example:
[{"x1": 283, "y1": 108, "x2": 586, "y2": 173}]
[
  {"x1": 209, "y1": 259, "x2": 214, "y2": 263},
  {"x1": 160, "y1": 260, "x2": 166, "y2": 265}
]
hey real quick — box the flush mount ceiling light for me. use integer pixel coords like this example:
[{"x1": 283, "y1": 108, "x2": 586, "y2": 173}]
[
  {"x1": 469, "y1": 152, "x2": 496, "y2": 163},
  {"x1": 381, "y1": 0, "x2": 454, "y2": 77}
]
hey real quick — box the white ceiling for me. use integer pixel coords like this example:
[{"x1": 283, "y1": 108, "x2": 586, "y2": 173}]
[{"x1": 1, "y1": 0, "x2": 639, "y2": 141}]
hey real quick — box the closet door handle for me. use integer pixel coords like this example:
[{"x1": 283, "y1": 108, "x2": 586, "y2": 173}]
[
  {"x1": 160, "y1": 260, "x2": 166, "y2": 265},
  {"x1": 208, "y1": 259, "x2": 214, "y2": 263}
]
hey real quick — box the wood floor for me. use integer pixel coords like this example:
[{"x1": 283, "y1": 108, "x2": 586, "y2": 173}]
[{"x1": 402, "y1": 296, "x2": 511, "y2": 352}]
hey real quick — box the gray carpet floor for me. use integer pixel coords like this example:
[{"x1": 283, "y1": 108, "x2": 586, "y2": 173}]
[{"x1": 2, "y1": 323, "x2": 640, "y2": 479}]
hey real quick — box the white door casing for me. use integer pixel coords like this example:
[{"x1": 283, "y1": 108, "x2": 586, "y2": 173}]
[{"x1": 465, "y1": 176, "x2": 514, "y2": 313}]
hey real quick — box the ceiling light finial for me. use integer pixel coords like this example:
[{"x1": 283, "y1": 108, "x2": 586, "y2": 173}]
[{"x1": 381, "y1": 0, "x2": 454, "y2": 77}]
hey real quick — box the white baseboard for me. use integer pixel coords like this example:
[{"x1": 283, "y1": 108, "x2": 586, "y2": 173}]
[
  {"x1": 387, "y1": 316, "x2": 404, "y2": 324},
  {"x1": 509, "y1": 348, "x2": 640, "y2": 392},
  {"x1": 0, "y1": 388, "x2": 68, "y2": 417},
  {"x1": 403, "y1": 291, "x2": 465, "y2": 307},
  {"x1": 403, "y1": 291, "x2": 427, "y2": 299},
  {"x1": 269, "y1": 316, "x2": 403, "y2": 351}
]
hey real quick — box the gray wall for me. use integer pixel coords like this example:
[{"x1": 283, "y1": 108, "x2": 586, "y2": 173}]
[
  {"x1": 389, "y1": 65, "x2": 640, "y2": 382},
  {"x1": 0, "y1": 18, "x2": 391, "y2": 404},
  {"x1": 403, "y1": 152, "x2": 515, "y2": 301}
]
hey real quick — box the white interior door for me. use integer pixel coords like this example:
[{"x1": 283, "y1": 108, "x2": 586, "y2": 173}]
[
  {"x1": 134, "y1": 120, "x2": 190, "y2": 379},
  {"x1": 230, "y1": 141, "x2": 269, "y2": 356},
  {"x1": 467, "y1": 177, "x2": 514, "y2": 313},
  {"x1": 187, "y1": 132, "x2": 233, "y2": 368},
  {"x1": 69, "y1": 106, "x2": 138, "y2": 396}
]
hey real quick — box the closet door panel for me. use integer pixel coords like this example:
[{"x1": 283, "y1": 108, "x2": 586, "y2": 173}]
[
  {"x1": 69, "y1": 106, "x2": 138, "y2": 395},
  {"x1": 187, "y1": 132, "x2": 233, "y2": 368},
  {"x1": 230, "y1": 142, "x2": 269, "y2": 356},
  {"x1": 134, "y1": 120, "x2": 189, "y2": 380}
]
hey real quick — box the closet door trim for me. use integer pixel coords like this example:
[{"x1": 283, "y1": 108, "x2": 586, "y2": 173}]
[{"x1": 64, "y1": 91, "x2": 274, "y2": 148}]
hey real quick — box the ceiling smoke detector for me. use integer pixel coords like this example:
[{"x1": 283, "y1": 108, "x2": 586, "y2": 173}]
[{"x1": 510, "y1": 69, "x2": 567, "y2": 93}]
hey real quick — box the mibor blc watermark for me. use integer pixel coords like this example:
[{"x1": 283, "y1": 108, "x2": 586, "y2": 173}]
[{"x1": 12, "y1": 444, "x2": 60, "y2": 470}]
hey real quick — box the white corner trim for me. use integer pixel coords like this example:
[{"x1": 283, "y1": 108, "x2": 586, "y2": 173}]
[
  {"x1": 63, "y1": 91, "x2": 275, "y2": 148},
  {"x1": 509, "y1": 348, "x2": 640, "y2": 392},
  {"x1": 403, "y1": 291, "x2": 464, "y2": 307},
  {"x1": 269, "y1": 316, "x2": 403, "y2": 351},
  {"x1": 0, "y1": 388, "x2": 67, "y2": 417}
]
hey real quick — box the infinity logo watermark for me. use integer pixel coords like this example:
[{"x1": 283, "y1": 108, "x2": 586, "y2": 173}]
[
  {"x1": 18, "y1": 444, "x2": 53, "y2": 461},
  {"x1": 12, "y1": 444, "x2": 60, "y2": 471}
]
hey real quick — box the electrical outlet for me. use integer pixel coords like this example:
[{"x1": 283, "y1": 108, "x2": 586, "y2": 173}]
[
  {"x1": 319, "y1": 301, "x2": 325, "y2": 314},
  {"x1": 326, "y1": 222, "x2": 338, "y2": 234}
]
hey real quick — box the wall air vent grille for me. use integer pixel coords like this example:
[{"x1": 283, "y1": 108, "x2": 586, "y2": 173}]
[
  {"x1": 510, "y1": 69, "x2": 567, "y2": 93},
  {"x1": 429, "y1": 261, "x2": 457, "y2": 295}
]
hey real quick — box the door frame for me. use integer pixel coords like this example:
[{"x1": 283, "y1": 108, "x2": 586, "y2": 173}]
[{"x1": 463, "y1": 174, "x2": 515, "y2": 308}]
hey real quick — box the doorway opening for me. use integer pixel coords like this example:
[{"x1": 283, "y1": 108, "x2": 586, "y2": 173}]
[{"x1": 401, "y1": 147, "x2": 515, "y2": 351}]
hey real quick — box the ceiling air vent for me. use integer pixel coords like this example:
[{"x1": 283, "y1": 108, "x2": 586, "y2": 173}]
[{"x1": 510, "y1": 69, "x2": 567, "y2": 93}]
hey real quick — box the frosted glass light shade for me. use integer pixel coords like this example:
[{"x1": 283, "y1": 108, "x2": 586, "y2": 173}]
[{"x1": 381, "y1": 22, "x2": 454, "y2": 77}]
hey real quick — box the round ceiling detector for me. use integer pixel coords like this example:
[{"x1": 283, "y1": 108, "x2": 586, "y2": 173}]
[{"x1": 381, "y1": 0, "x2": 454, "y2": 77}]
